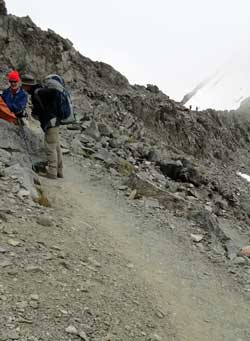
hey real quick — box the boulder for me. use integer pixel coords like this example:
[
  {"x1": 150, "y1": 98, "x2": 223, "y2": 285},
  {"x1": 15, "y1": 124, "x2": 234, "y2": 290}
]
[
  {"x1": 192, "y1": 209, "x2": 229, "y2": 243},
  {"x1": 84, "y1": 120, "x2": 101, "y2": 141},
  {"x1": 5, "y1": 163, "x2": 40, "y2": 200},
  {"x1": 125, "y1": 173, "x2": 186, "y2": 211},
  {"x1": 158, "y1": 159, "x2": 206, "y2": 187}
]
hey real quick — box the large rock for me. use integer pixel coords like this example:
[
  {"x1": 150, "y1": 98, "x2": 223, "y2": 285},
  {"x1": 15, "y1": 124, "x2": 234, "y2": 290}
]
[
  {"x1": 158, "y1": 159, "x2": 206, "y2": 187},
  {"x1": 125, "y1": 173, "x2": 186, "y2": 211},
  {"x1": 5, "y1": 163, "x2": 40, "y2": 200},
  {"x1": 0, "y1": 120, "x2": 43, "y2": 159},
  {"x1": 84, "y1": 120, "x2": 101, "y2": 141},
  {"x1": 192, "y1": 209, "x2": 229, "y2": 242}
]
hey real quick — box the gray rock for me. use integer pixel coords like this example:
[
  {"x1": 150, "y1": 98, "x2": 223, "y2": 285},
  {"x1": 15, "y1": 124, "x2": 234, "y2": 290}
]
[
  {"x1": 93, "y1": 149, "x2": 116, "y2": 166},
  {"x1": 232, "y1": 257, "x2": 246, "y2": 265},
  {"x1": 192, "y1": 209, "x2": 229, "y2": 243},
  {"x1": 79, "y1": 331, "x2": 89, "y2": 341},
  {"x1": 0, "y1": 246, "x2": 8, "y2": 253},
  {"x1": 147, "y1": 149, "x2": 161, "y2": 163},
  {"x1": 0, "y1": 259, "x2": 12, "y2": 267},
  {"x1": 158, "y1": 159, "x2": 206, "y2": 187},
  {"x1": 147, "y1": 333, "x2": 162, "y2": 341},
  {"x1": 144, "y1": 198, "x2": 161, "y2": 209},
  {"x1": 109, "y1": 135, "x2": 129, "y2": 148},
  {"x1": 7, "y1": 330, "x2": 19, "y2": 340},
  {"x1": 5, "y1": 163, "x2": 39, "y2": 200},
  {"x1": 25, "y1": 265, "x2": 44, "y2": 273},
  {"x1": 240, "y1": 197, "x2": 250, "y2": 217},
  {"x1": 0, "y1": 148, "x2": 11, "y2": 165},
  {"x1": 65, "y1": 325, "x2": 78, "y2": 335},
  {"x1": 126, "y1": 173, "x2": 186, "y2": 210},
  {"x1": 225, "y1": 240, "x2": 238, "y2": 260},
  {"x1": 84, "y1": 120, "x2": 101, "y2": 141},
  {"x1": 36, "y1": 216, "x2": 53, "y2": 227},
  {"x1": 7, "y1": 239, "x2": 21, "y2": 247},
  {"x1": 98, "y1": 122, "x2": 113, "y2": 137},
  {"x1": 29, "y1": 300, "x2": 39, "y2": 309}
]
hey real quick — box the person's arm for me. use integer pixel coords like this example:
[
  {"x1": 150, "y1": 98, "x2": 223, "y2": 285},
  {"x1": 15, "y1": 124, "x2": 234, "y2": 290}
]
[
  {"x1": 1, "y1": 89, "x2": 8, "y2": 103},
  {"x1": 12, "y1": 90, "x2": 28, "y2": 115}
]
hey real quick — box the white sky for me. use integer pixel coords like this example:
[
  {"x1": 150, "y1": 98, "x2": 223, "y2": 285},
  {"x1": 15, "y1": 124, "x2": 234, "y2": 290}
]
[{"x1": 5, "y1": 0, "x2": 250, "y2": 110}]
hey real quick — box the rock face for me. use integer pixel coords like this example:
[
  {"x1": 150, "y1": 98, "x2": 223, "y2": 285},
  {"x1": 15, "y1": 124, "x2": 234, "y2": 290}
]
[
  {"x1": 0, "y1": 120, "x2": 44, "y2": 200},
  {"x1": 0, "y1": 0, "x2": 7, "y2": 15}
]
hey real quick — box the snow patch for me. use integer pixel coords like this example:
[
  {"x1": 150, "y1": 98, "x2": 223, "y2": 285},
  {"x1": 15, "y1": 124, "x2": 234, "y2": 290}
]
[{"x1": 237, "y1": 172, "x2": 250, "y2": 183}]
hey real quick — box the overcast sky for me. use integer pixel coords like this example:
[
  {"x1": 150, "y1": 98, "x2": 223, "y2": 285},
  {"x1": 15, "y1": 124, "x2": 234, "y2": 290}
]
[{"x1": 6, "y1": 0, "x2": 250, "y2": 110}]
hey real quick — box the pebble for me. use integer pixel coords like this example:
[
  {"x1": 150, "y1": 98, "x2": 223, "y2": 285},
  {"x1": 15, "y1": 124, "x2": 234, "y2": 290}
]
[
  {"x1": 29, "y1": 300, "x2": 39, "y2": 309},
  {"x1": 190, "y1": 234, "x2": 204, "y2": 242},
  {"x1": 0, "y1": 246, "x2": 8, "y2": 254},
  {"x1": 126, "y1": 263, "x2": 134, "y2": 269},
  {"x1": 30, "y1": 294, "x2": 39, "y2": 301},
  {"x1": 8, "y1": 330, "x2": 20, "y2": 340},
  {"x1": 88, "y1": 257, "x2": 102, "y2": 268},
  {"x1": 148, "y1": 333, "x2": 162, "y2": 341},
  {"x1": 232, "y1": 257, "x2": 246, "y2": 265},
  {"x1": 7, "y1": 239, "x2": 21, "y2": 247},
  {"x1": 36, "y1": 216, "x2": 53, "y2": 227},
  {"x1": 16, "y1": 301, "x2": 28, "y2": 310},
  {"x1": 118, "y1": 185, "x2": 128, "y2": 191},
  {"x1": 129, "y1": 189, "x2": 137, "y2": 200},
  {"x1": 65, "y1": 325, "x2": 78, "y2": 335},
  {"x1": 0, "y1": 260, "x2": 12, "y2": 268},
  {"x1": 25, "y1": 265, "x2": 44, "y2": 273},
  {"x1": 17, "y1": 189, "x2": 30, "y2": 199},
  {"x1": 79, "y1": 331, "x2": 89, "y2": 340}
]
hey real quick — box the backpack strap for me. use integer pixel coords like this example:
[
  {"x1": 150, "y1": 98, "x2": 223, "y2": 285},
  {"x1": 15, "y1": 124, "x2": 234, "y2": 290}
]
[{"x1": 34, "y1": 88, "x2": 46, "y2": 112}]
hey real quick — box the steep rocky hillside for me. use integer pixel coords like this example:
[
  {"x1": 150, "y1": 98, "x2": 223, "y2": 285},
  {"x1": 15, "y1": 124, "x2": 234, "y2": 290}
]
[{"x1": 1, "y1": 0, "x2": 250, "y2": 163}]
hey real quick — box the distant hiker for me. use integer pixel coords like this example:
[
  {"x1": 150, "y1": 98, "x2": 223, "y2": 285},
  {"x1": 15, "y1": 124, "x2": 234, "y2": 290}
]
[
  {"x1": 0, "y1": 70, "x2": 28, "y2": 124},
  {"x1": 22, "y1": 74, "x2": 64, "y2": 179},
  {"x1": 196, "y1": 106, "x2": 199, "y2": 112},
  {"x1": 189, "y1": 105, "x2": 192, "y2": 111}
]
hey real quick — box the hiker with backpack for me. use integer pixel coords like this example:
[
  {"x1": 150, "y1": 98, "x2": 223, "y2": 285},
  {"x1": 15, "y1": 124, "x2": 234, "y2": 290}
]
[
  {"x1": 0, "y1": 70, "x2": 28, "y2": 124},
  {"x1": 22, "y1": 74, "x2": 71, "y2": 179}
]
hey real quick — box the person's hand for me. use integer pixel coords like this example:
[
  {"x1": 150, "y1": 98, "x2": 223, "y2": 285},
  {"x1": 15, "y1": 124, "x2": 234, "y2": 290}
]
[
  {"x1": 15, "y1": 111, "x2": 26, "y2": 118},
  {"x1": 31, "y1": 113, "x2": 39, "y2": 120}
]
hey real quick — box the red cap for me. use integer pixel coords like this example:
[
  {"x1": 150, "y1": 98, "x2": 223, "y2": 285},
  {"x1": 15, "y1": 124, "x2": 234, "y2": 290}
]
[{"x1": 8, "y1": 70, "x2": 20, "y2": 82}]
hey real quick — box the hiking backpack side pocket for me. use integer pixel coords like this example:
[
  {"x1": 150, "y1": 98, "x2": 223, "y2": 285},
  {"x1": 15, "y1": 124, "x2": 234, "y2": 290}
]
[{"x1": 58, "y1": 90, "x2": 76, "y2": 125}]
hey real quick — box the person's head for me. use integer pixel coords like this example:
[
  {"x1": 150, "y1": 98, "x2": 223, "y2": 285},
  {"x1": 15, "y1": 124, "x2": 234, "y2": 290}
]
[
  {"x1": 21, "y1": 74, "x2": 36, "y2": 93},
  {"x1": 8, "y1": 70, "x2": 20, "y2": 90}
]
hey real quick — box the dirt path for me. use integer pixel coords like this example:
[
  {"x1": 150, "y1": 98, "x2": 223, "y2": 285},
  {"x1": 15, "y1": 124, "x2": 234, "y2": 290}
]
[{"x1": 44, "y1": 157, "x2": 250, "y2": 341}]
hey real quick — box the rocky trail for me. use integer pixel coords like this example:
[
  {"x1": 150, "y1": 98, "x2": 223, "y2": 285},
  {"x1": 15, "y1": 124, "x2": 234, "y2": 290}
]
[
  {"x1": 2, "y1": 155, "x2": 248, "y2": 341},
  {"x1": 46, "y1": 157, "x2": 250, "y2": 341}
]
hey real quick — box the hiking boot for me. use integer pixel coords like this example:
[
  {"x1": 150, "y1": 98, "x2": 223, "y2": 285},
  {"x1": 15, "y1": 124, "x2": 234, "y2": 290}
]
[
  {"x1": 46, "y1": 173, "x2": 57, "y2": 180},
  {"x1": 39, "y1": 172, "x2": 57, "y2": 180},
  {"x1": 57, "y1": 172, "x2": 64, "y2": 178}
]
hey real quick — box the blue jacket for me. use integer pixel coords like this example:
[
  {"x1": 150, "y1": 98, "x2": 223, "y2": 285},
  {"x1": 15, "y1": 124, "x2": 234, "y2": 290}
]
[{"x1": 1, "y1": 87, "x2": 28, "y2": 114}]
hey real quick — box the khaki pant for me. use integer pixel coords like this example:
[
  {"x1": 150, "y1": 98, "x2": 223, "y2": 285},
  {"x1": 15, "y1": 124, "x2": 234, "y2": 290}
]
[{"x1": 44, "y1": 127, "x2": 63, "y2": 177}]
